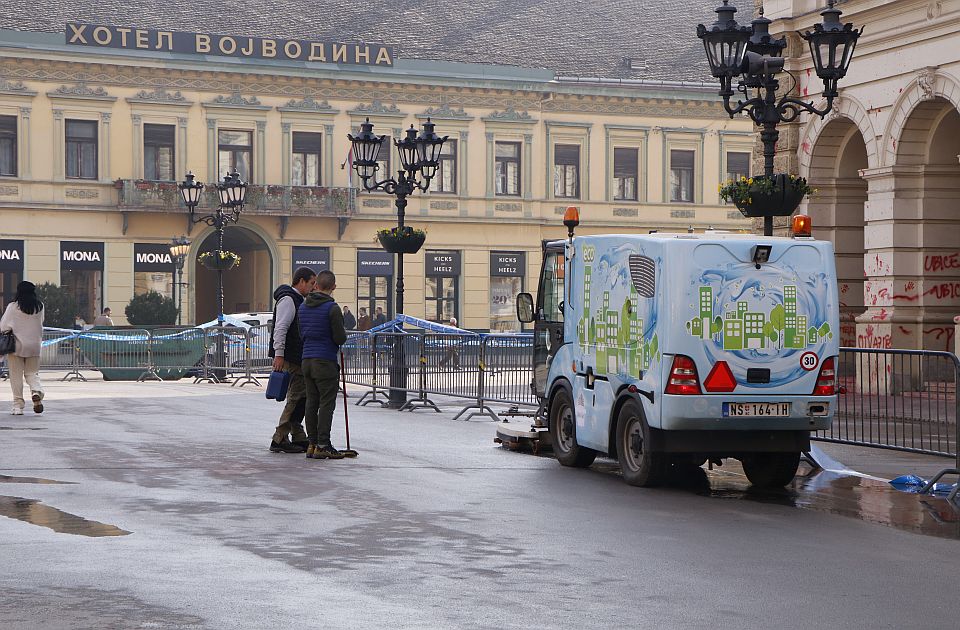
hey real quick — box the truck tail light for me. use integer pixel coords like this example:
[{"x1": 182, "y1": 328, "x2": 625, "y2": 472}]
[
  {"x1": 665, "y1": 355, "x2": 701, "y2": 395},
  {"x1": 813, "y1": 357, "x2": 836, "y2": 396}
]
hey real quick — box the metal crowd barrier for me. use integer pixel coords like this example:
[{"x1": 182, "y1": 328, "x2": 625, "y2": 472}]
[
  {"x1": 342, "y1": 333, "x2": 387, "y2": 405},
  {"x1": 818, "y1": 348, "x2": 959, "y2": 467}
]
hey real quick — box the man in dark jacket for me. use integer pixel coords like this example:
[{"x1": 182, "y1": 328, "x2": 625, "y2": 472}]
[
  {"x1": 299, "y1": 270, "x2": 348, "y2": 459},
  {"x1": 268, "y1": 266, "x2": 316, "y2": 453}
]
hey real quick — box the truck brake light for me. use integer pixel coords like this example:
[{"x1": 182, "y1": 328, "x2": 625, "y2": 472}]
[
  {"x1": 813, "y1": 357, "x2": 836, "y2": 395},
  {"x1": 665, "y1": 355, "x2": 701, "y2": 395}
]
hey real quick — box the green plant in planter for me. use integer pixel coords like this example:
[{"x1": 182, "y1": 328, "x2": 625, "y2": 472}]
[
  {"x1": 125, "y1": 290, "x2": 177, "y2": 326},
  {"x1": 376, "y1": 226, "x2": 426, "y2": 254},
  {"x1": 34, "y1": 282, "x2": 78, "y2": 329},
  {"x1": 719, "y1": 174, "x2": 816, "y2": 218},
  {"x1": 198, "y1": 250, "x2": 242, "y2": 271}
]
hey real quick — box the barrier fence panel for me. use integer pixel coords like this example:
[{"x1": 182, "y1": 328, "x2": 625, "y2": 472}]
[
  {"x1": 196, "y1": 327, "x2": 247, "y2": 384},
  {"x1": 148, "y1": 327, "x2": 207, "y2": 381},
  {"x1": 371, "y1": 332, "x2": 425, "y2": 411},
  {"x1": 482, "y1": 334, "x2": 538, "y2": 408},
  {"x1": 74, "y1": 328, "x2": 155, "y2": 382},
  {"x1": 233, "y1": 324, "x2": 271, "y2": 387},
  {"x1": 38, "y1": 328, "x2": 91, "y2": 381},
  {"x1": 342, "y1": 333, "x2": 386, "y2": 405},
  {"x1": 422, "y1": 334, "x2": 481, "y2": 415},
  {"x1": 817, "y1": 348, "x2": 959, "y2": 464}
]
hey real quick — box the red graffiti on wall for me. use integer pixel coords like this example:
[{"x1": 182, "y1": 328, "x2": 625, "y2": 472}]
[
  {"x1": 893, "y1": 282, "x2": 960, "y2": 302},
  {"x1": 923, "y1": 327, "x2": 956, "y2": 352},
  {"x1": 924, "y1": 253, "x2": 960, "y2": 273}
]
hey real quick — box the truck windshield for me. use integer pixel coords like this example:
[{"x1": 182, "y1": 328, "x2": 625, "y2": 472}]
[{"x1": 539, "y1": 249, "x2": 565, "y2": 322}]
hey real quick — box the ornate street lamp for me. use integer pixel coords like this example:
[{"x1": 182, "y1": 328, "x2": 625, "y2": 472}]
[
  {"x1": 348, "y1": 117, "x2": 448, "y2": 406},
  {"x1": 698, "y1": 0, "x2": 862, "y2": 236},
  {"x1": 169, "y1": 235, "x2": 191, "y2": 325},
  {"x1": 177, "y1": 169, "x2": 247, "y2": 327}
]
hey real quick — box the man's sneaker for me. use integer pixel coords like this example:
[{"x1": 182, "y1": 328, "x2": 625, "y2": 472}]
[
  {"x1": 10, "y1": 407, "x2": 23, "y2": 416},
  {"x1": 31, "y1": 393, "x2": 43, "y2": 414},
  {"x1": 313, "y1": 445, "x2": 346, "y2": 460},
  {"x1": 269, "y1": 440, "x2": 302, "y2": 454},
  {"x1": 292, "y1": 439, "x2": 310, "y2": 451},
  {"x1": 305, "y1": 444, "x2": 316, "y2": 459}
]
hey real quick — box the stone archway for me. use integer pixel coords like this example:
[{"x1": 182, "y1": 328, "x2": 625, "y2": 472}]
[
  {"x1": 194, "y1": 225, "x2": 275, "y2": 323},
  {"x1": 805, "y1": 117, "x2": 869, "y2": 348}
]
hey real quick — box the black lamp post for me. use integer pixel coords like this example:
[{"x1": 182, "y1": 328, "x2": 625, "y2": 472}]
[
  {"x1": 177, "y1": 170, "x2": 247, "y2": 326},
  {"x1": 169, "y1": 235, "x2": 191, "y2": 325},
  {"x1": 698, "y1": 0, "x2": 862, "y2": 236},
  {"x1": 348, "y1": 117, "x2": 447, "y2": 406}
]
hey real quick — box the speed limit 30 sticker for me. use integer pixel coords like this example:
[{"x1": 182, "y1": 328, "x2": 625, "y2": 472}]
[{"x1": 800, "y1": 352, "x2": 819, "y2": 371}]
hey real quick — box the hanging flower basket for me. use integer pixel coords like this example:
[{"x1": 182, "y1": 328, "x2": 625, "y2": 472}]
[
  {"x1": 377, "y1": 227, "x2": 426, "y2": 254},
  {"x1": 719, "y1": 174, "x2": 815, "y2": 218},
  {"x1": 198, "y1": 250, "x2": 241, "y2": 271}
]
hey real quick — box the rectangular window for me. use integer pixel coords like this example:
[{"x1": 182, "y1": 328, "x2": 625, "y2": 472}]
[
  {"x1": 61, "y1": 270, "x2": 103, "y2": 325},
  {"x1": 430, "y1": 139, "x2": 457, "y2": 193},
  {"x1": 726, "y1": 151, "x2": 751, "y2": 183},
  {"x1": 426, "y1": 276, "x2": 458, "y2": 323},
  {"x1": 539, "y1": 249, "x2": 565, "y2": 323},
  {"x1": 65, "y1": 119, "x2": 98, "y2": 180},
  {"x1": 0, "y1": 115, "x2": 16, "y2": 177},
  {"x1": 375, "y1": 137, "x2": 390, "y2": 181},
  {"x1": 670, "y1": 149, "x2": 695, "y2": 203},
  {"x1": 143, "y1": 123, "x2": 175, "y2": 181},
  {"x1": 490, "y1": 276, "x2": 523, "y2": 332},
  {"x1": 357, "y1": 276, "x2": 391, "y2": 327},
  {"x1": 553, "y1": 144, "x2": 580, "y2": 198},
  {"x1": 495, "y1": 141, "x2": 521, "y2": 196},
  {"x1": 292, "y1": 131, "x2": 322, "y2": 186},
  {"x1": 613, "y1": 147, "x2": 638, "y2": 201},
  {"x1": 218, "y1": 129, "x2": 252, "y2": 181}
]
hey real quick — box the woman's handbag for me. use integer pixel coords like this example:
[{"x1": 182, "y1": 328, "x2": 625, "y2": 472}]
[{"x1": 0, "y1": 332, "x2": 15, "y2": 355}]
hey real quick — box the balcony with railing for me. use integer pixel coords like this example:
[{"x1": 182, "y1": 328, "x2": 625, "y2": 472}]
[{"x1": 116, "y1": 180, "x2": 356, "y2": 217}]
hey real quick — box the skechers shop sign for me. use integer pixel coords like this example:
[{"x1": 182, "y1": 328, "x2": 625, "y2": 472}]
[{"x1": 66, "y1": 23, "x2": 394, "y2": 66}]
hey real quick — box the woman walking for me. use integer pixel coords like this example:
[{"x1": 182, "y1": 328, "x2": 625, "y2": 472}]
[{"x1": 1, "y1": 281, "x2": 45, "y2": 415}]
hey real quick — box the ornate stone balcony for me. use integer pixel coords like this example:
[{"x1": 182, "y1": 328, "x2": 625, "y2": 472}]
[{"x1": 116, "y1": 180, "x2": 356, "y2": 216}]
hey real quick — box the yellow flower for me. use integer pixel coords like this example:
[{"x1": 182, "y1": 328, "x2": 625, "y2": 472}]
[
  {"x1": 747, "y1": 197, "x2": 752, "y2": 204},
  {"x1": 747, "y1": 178, "x2": 753, "y2": 185}
]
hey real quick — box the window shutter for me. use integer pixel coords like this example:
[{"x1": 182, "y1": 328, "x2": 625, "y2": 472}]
[
  {"x1": 554, "y1": 144, "x2": 579, "y2": 165},
  {"x1": 613, "y1": 148, "x2": 638, "y2": 177},
  {"x1": 293, "y1": 132, "x2": 323, "y2": 153}
]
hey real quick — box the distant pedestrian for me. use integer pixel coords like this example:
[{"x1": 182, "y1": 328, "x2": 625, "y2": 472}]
[
  {"x1": 439, "y1": 316, "x2": 461, "y2": 370},
  {"x1": 299, "y1": 270, "x2": 348, "y2": 460},
  {"x1": 73, "y1": 314, "x2": 85, "y2": 330},
  {"x1": 356, "y1": 307, "x2": 372, "y2": 332},
  {"x1": 93, "y1": 307, "x2": 114, "y2": 327},
  {"x1": 267, "y1": 266, "x2": 317, "y2": 453},
  {"x1": 343, "y1": 305, "x2": 357, "y2": 331},
  {"x1": 373, "y1": 306, "x2": 387, "y2": 327},
  {"x1": 1, "y1": 281, "x2": 45, "y2": 415}
]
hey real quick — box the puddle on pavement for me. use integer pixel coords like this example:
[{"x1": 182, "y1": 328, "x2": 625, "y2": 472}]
[
  {"x1": 0, "y1": 475, "x2": 76, "y2": 484},
  {"x1": 585, "y1": 458, "x2": 960, "y2": 540},
  {"x1": 0, "y1": 426, "x2": 46, "y2": 430},
  {"x1": 0, "y1": 496, "x2": 130, "y2": 537}
]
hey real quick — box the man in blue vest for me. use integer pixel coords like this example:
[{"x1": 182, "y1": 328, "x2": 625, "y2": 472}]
[
  {"x1": 299, "y1": 269, "x2": 348, "y2": 459},
  {"x1": 268, "y1": 266, "x2": 316, "y2": 453}
]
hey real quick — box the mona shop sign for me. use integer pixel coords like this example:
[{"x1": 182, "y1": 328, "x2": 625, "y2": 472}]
[
  {"x1": 134, "y1": 243, "x2": 175, "y2": 272},
  {"x1": 0, "y1": 239, "x2": 24, "y2": 272},
  {"x1": 61, "y1": 241, "x2": 104, "y2": 271}
]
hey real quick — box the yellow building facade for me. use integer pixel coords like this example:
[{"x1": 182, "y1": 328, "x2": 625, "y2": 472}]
[{"x1": 0, "y1": 23, "x2": 753, "y2": 329}]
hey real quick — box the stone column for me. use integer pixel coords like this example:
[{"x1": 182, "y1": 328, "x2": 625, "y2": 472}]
[
  {"x1": 52, "y1": 109, "x2": 64, "y2": 180},
  {"x1": 131, "y1": 114, "x2": 143, "y2": 179},
  {"x1": 458, "y1": 130, "x2": 469, "y2": 197},
  {"x1": 281, "y1": 122, "x2": 292, "y2": 184},
  {"x1": 324, "y1": 124, "x2": 335, "y2": 187},
  {"x1": 485, "y1": 132, "x2": 494, "y2": 197},
  {"x1": 18, "y1": 107, "x2": 30, "y2": 179},
  {"x1": 177, "y1": 117, "x2": 188, "y2": 177},
  {"x1": 100, "y1": 112, "x2": 111, "y2": 182},
  {"x1": 256, "y1": 120, "x2": 266, "y2": 185},
  {"x1": 206, "y1": 118, "x2": 217, "y2": 182}
]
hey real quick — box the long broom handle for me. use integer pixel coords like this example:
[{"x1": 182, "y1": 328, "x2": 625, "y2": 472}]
[{"x1": 340, "y1": 350, "x2": 351, "y2": 451}]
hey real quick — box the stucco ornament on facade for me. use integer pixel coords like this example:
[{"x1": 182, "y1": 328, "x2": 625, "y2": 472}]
[
  {"x1": 0, "y1": 78, "x2": 32, "y2": 94},
  {"x1": 47, "y1": 82, "x2": 113, "y2": 99},
  {"x1": 350, "y1": 100, "x2": 402, "y2": 116},
  {"x1": 280, "y1": 95, "x2": 335, "y2": 112},
  {"x1": 917, "y1": 67, "x2": 938, "y2": 102},
  {"x1": 485, "y1": 107, "x2": 534, "y2": 121},
  {"x1": 128, "y1": 87, "x2": 188, "y2": 103},
  {"x1": 418, "y1": 103, "x2": 471, "y2": 120},
  {"x1": 206, "y1": 91, "x2": 263, "y2": 107}
]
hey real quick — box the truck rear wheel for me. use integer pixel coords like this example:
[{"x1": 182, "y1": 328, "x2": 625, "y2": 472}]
[
  {"x1": 740, "y1": 452, "x2": 800, "y2": 488},
  {"x1": 616, "y1": 399, "x2": 665, "y2": 487},
  {"x1": 548, "y1": 389, "x2": 596, "y2": 468}
]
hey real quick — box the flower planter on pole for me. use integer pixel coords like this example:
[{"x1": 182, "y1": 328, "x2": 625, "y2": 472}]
[{"x1": 377, "y1": 228, "x2": 426, "y2": 254}]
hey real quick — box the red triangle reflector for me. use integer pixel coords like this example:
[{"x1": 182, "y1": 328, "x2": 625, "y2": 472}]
[{"x1": 704, "y1": 361, "x2": 737, "y2": 393}]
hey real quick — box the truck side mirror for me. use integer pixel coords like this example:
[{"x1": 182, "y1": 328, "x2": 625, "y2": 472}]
[{"x1": 516, "y1": 293, "x2": 535, "y2": 323}]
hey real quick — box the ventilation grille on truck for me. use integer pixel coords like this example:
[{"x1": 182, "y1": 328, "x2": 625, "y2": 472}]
[{"x1": 629, "y1": 255, "x2": 656, "y2": 298}]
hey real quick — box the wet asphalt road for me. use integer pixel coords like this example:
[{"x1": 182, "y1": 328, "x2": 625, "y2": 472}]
[{"x1": 0, "y1": 379, "x2": 958, "y2": 630}]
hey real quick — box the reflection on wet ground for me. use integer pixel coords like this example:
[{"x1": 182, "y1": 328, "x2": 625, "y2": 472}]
[
  {"x1": 0, "y1": 475, "x2": 76, "y2": 484},
  {"x1": 0, "y1": 496, "x2": 130, "y2": 537},
  {"x1": 589, "y1": 459, "x2": 960, "y2": 540},
  {"x1": 0, "y1": 426, "x2": 46, "y2": 430}
]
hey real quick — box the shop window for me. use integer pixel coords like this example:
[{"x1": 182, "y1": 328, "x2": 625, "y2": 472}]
[
  {"x1": 495, "y1": 141, "x2": 521, "y2": 196},
  {"x1": 670, "y1": 149, "x2": 695, "y2": 203},
  {"x1": 490, "y1": 276, "x2": 523, "y2": 332},
  {"x1": 61, "y1": 270, "x2": 103, "y2": 325},
  {"x1": 613, "y1": 147, "x2": 638, "y2": 201},
  {"x1": 143, "y1": 123, "x2": 175, "y2": 181},
  {"x1": 357, "y1": 276, "x2": 391, "y2": 327},
  {"x1": 426, "y1": 277, "x2": 458, "y2": 323},
  {"x1": 292, "y1": 131, "x2": 322, "y2": 186},
  {"x1": 429, "y1": 139, "x2": 457, "y2": 193},
  {"x1": 553, "y1": 144, "x2": 580, "y2": 198},
  {"x1": 0, "y1": 115, "x2": 16, "y2": 177},
  {"x1": 218, "y1": 129, "x2": 252, "y2": 180},
  {"x1": 134, "y1": 272, "x2": 173, "y2": 298},
  {"x1": 726, "y1": 151, "x2": 751, "y2": 183},
  {"x1": 65, "y1": 119, "x2": 98, "y2": 180}
]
